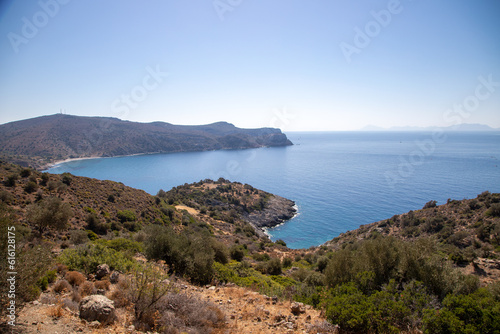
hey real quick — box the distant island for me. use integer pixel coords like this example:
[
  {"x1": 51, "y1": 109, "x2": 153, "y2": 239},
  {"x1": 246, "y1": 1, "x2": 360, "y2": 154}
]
[
  {"x1": 0, "y1": 114, "x2": 293, "y2": 169},
  {"x1": 361, "y1": 123, "x2": 500, "y2": 132}
]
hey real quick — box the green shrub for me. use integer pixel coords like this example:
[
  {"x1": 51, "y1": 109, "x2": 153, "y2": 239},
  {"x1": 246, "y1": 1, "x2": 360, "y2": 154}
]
[
  {"x1": 70, "y1": 230, "x2": 89, "y2": 245},
  {"x1": 486, "y1": 204, "x2": 500, "y2": 217},
  {"x1": 24, "y1": 181, "x2": 38, "y2": 193},
  {"x1": 95, "y1": 238, "x2": 143, "y2": 254},
  {"x1": 86, "y1": 230, "x2": 98, "y2": 241},
  {"x1": 253, "y1": 253, "x2": 271, "y2": 262},
  {"x1": 86, "y1": 213, "x2": 107, "y2": 235},
  {"x1": 266, "y1": 258, "x2": 282, "y2": 275},
  {"x1": 275, "y1": 239, "x2": 287, "y2": 247},
  {"x1": 143, "y1": 225, "x2": 215, "y2": 285},
  {"x1": 26, "y1": 196, "x2": 73, "y2": 232},
  {"x1": 117, "y1": 210, "x2": 136, "y2": 223},
  {"x1": 40, "y1": 173, "x2": 49, "y2": 186},
  {"x1": 282, "y1": 257, "x2": 293, "y2": 268},
  {"x1": 230, "y1": 245, "x2": 246, "y2": 262},
  {"x1": 422, "y1": 288, "x2": 500, "y2": 334},
  {"x1": 58, "y1": 242, "x2": 136, "y2": 274},
  {"x1": 211, "y1": 240, "x2": 229, "y2": 264},
  {"x1": 4, "y1": 173, "x2": 18, "y2": 187},
  {"x1": 61, "y1": 173, "x2": 72, "y2": 185},
  {"x1": 423, "y1": 200, "x2": 437, "y2": 209}
]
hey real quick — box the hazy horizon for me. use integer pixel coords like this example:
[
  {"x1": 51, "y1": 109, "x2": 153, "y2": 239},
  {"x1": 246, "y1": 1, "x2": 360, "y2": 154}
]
[
  {"x1": 1, "y1": 113, "x2": 500, "y2": 133},
  {"x1": 1, "y1": 1, "x2": 499, "y2": 131}
]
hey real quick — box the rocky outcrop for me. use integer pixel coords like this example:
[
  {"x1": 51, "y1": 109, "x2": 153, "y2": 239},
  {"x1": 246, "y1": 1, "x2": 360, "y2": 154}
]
[
  {"x1": 79, "y1": 295, "x2": 116, "y2": 325},
  {"x1": 95, "y1": 264, "x2": 110, "y2": 280},
  {"x1": 245, "y1": 195, "x2": 297, "y2": 236}
]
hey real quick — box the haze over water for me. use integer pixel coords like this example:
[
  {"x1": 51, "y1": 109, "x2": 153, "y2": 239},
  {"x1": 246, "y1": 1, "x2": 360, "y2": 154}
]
[{"x1": 48, "y1": 132, "x2": 500, "y2": 249}]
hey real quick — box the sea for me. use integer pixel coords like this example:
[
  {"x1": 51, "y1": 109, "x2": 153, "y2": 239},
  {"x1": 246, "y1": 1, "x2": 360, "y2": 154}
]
[{"x1": 47, "y1": 131, "x2": 500, "y2": 249}]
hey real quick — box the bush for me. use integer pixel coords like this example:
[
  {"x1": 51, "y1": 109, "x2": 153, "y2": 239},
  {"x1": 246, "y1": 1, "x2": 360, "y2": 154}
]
[
  {"x1": 40, "y1": 173, "x2": 50, "y2": 186},
  {"x1": 230, "y1": 245, "x2": 245, "y2": 262},
  {"x1": 79, "y1": 281, "x2": 96, "y2": 297},
  {"x1": 0, "y1": 190, "x2": 13, "y2": 204},
  {"x1": 125, "y1": 263, "x2": 172, "y2": 329},
  {"x1": 324, "y1": 280, "x2": 438, "y2": 334},
  {"x1": 13, "y1": 243, "x2": 53, "y2": 302},
  {"x1": 24, "y1": 181, "x2": 38, "y2": 193},
  {"x1": 58, "y1": 242, "x2": 136, "y2": 274},
  {"x1": 61, "y1": 173, "x2": 72, "y2": 185},
  {"x1": 156, "y1": 293, "x2": 225, "y2": 333},
  {"x1": 486, "y1": 203, "x2": 500, "y2": 217},
  {"x1": 53, "y1": 280, "x2": 72, "y2": 293},
  {"x1": 94, "y1": 279, "x2": 111, "y2": 291},
  {"x1": 65, "y1": 271, "x2": 86, "y2": 286},
  {"x1": 20, "y1": 168, "x2": 31, "y2": 177},
  {"x1": 94, "y1": 238, "x2": 143, "y2": 254},
  {"x1": 266, "y1": 258, "x2": 282, "y2": 275},
  {"x1": 211, "y1": 240, "x2": 229, "y2": 264},
  {"x1": 26, "y1": 197, "x2": 73, "y2": 232},
  {"x1": 275, "y1": 239, "x2": 287, "y2": 247},
  {"x1": 422, "y1": 288, "x2": 500, "y2": 334},
  {"x1": 4, "y1": 173, "x2": 18, "y2": 187},
  {"x1": 282, "y1": 257, "x2": 293, "y2": 268},
  {"x1": 423, "y1": 200, "x2": 437, "y2": 209},
  {"x1": 117, "y1": 210, "x2": 136, "y2": 223},
  {"x1": 70, "y1": 230, "x2": 89, "y2": 245},
  {"x1": 143, "y1": 225, "x2": 215, "y2": 284},
  {"x1": 253, "y1": 253, "x2": 271, "y2": 262},
  {"x1": 86, "y1": 213, "x2": 107, "y2": 235}
]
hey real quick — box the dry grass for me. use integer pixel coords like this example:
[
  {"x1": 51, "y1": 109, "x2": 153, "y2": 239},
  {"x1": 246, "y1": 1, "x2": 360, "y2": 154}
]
[
  {"x1": 155, "y1": 292, "x2": 226, "y2": 334},
  {"x1": 55, "y1": 263, "x2": 68, "y2": 275},
  {"x1": 108, "y1": 277, "x2": 131, "y2": 308},
  {"x1": 71, "y1": 287, "x2": 82, "y2": 303},
  {"x1": 65, "y1": 271, "x2": 86, "y2": 287},
  {"x1": 94, "y1": 279, "x2": 111, "y2": 291},
  {"x1": 46, "y1": 304, "x2": 65, "y2": 319},
  {"x1": 78, "y1": 281, "x2": 96, "y2": 297},
  {"x1": 53, "y1": 279, "x2": 72, "y2": 293},
  {"x1": 62, "y1": 298, "x2": 79, "y2": 312}
]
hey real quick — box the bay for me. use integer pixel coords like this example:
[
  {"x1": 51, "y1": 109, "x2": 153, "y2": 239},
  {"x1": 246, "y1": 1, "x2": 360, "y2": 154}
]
[{"x1": 47, "y1": 131, "x2": 500, "y2": 249}]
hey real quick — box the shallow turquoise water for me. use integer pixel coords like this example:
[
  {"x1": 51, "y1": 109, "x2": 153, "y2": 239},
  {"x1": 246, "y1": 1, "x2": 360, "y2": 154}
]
[{"x1": 47, "y1": 132, "x2": 500, "y2": 249}]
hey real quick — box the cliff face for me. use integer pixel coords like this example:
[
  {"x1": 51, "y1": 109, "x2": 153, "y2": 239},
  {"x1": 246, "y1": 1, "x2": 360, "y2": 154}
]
[
  {"x1": 244, "y1": 195, "x2": 297, "y2": 232},
  {"x1": 0, "y1": 115, "x2": 293, "y2": 168}
]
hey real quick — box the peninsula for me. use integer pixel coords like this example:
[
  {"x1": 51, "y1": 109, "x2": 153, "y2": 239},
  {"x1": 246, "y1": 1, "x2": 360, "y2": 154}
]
[{"x1": 0, "y1": 114, "x2": 293, "y2": 169}]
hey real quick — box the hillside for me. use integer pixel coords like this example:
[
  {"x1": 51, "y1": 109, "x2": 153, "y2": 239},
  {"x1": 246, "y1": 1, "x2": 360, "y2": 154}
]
[
  {"x1": 0, "y1": 114, "x2": 293, "y2": 169},
  {"x1": 1, "y1": 161, "x2": 499, "y2": 333},
  {"x1": 325, "y1": 194, "x2": 500, "y2": 283}
]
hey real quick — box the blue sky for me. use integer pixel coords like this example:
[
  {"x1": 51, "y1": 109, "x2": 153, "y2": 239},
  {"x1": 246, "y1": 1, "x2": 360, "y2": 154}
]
[{"x1": 0, "y1": 0, "x2": 499, "y2": 131}]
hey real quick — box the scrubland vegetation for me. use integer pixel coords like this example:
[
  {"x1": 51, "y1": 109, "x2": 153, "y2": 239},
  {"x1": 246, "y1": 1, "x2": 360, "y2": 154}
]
[{"x1": 1, "y1": 160, "x2": 499, "y2": 333}]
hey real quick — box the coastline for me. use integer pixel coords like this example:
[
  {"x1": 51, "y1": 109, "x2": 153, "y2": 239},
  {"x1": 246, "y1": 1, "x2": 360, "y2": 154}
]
[
  {"x1": 245, "y1": 196, "x2": 297, "y2": 238},
  {"x1": 41, "y1": 152, "x2": 163, "y2": 171}
]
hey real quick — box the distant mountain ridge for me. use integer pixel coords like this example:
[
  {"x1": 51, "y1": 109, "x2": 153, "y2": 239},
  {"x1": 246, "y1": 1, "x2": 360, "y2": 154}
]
[
  {"x1": 361, "y1": 123, "x2": 500, "y2": 132},
  {"x1": 0, "y1": 114, "x2": 292, "y2": 169}
]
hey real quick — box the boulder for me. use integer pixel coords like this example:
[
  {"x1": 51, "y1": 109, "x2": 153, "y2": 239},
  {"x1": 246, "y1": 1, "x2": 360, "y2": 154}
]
[
  {"x1": 290, "y1": 302, "x2": 306, "y2": 315},
  {"x1": 95, "y1": 264, "x2": 110, "y2": 280},
  {"x1": 79, "y1": 295, "x2": 116, "y2": 324},
  {"x1": 109, "y1": 271, "x2": 120, "y2": 284}
]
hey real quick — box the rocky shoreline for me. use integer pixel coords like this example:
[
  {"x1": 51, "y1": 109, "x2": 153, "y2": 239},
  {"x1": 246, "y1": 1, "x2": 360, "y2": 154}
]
[{"x1": 244, "y1": 195, "x2": 297, "y2": 237}]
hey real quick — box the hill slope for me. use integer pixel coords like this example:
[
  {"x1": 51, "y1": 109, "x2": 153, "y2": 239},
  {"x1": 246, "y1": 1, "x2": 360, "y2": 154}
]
[{"x1": 0, "y1": 114, "x2": 293, "y2": 169}]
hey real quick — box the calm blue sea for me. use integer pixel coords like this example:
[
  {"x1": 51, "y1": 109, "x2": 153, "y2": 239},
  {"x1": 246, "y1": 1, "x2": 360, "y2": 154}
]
[{"x1": 47, "y1": 132, "x2": 500, "y2": 249}]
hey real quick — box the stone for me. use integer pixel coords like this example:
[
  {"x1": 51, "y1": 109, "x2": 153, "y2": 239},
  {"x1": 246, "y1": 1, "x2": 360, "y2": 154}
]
[
  {"x1": 79, "y1": 295, "x2": 116, "y2": 325},
  {"x1": 95, "y1": 264, "x2": 110, "y2": 280},
  {"x1": 109, "y1": 271, "x2": 120, "y2": 284},
  {"x1": 290, "y1": 302, "x2": 306, "y2": 315},
  {"x1": 88, "y1": 320, "x2": 101, "y2": 328}
]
